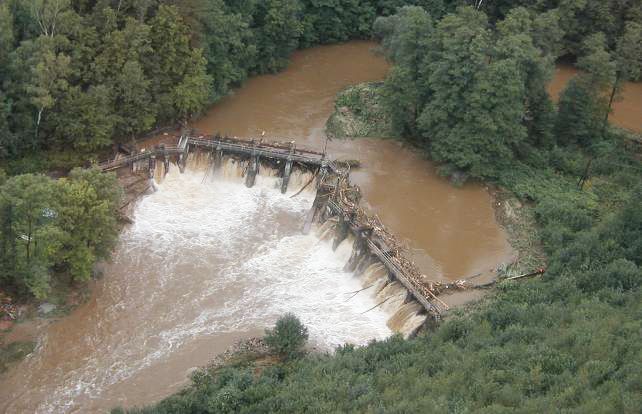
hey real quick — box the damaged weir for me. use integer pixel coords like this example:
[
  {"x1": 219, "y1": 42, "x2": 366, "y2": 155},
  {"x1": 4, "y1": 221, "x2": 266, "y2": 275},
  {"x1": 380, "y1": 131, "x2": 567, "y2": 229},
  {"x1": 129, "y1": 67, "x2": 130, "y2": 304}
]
[{"x1": 100, "y1": 133, "x2": 472, "y2": 337}]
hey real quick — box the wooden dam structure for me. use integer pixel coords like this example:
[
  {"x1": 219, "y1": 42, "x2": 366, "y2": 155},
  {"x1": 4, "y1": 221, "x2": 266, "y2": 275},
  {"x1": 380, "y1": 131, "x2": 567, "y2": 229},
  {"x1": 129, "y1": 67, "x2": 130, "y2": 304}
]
[{"x1": 100, "y1": 134, "x2": 467, "y2": 329}]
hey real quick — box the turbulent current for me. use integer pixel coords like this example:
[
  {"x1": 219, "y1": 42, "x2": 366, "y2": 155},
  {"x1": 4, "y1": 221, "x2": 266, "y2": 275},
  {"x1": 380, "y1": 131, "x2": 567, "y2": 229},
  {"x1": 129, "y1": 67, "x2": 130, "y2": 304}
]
[
  {"x1": 0, "y1": 162, "x2": 398, "y2": 413},
  {"x1": 138, "y1": 161, "x2": 393, "y2": 348}
]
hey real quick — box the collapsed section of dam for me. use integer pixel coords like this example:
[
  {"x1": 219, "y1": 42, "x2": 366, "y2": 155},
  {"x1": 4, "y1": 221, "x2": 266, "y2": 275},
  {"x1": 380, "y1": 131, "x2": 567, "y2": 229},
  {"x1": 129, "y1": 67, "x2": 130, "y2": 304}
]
[{"x1": 102, "y1": 133, "x2": 466, "y2": 338}]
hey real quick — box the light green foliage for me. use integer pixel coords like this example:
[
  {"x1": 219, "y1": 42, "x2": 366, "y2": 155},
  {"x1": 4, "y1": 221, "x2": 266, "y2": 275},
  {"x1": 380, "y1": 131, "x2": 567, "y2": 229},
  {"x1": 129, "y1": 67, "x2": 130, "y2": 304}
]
[
  {"x1": 265, "y1": 313, "x2": 309, "y2": 359},
  {"x1": 0, "y1": 174, "x2": 62, "y2": 298},
  {"x1": 56, "y1": 168, "x2": 122, "y2": 282},
  {"x1": 0, "y1": 168, "x2": 121, "y2": 297}
]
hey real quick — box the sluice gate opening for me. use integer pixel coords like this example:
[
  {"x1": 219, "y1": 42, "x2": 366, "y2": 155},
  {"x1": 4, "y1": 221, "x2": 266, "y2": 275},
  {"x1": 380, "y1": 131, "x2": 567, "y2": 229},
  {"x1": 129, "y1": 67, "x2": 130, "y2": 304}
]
[{"x1": 101, "y1": 133, "x2": 460, "y2": 336}]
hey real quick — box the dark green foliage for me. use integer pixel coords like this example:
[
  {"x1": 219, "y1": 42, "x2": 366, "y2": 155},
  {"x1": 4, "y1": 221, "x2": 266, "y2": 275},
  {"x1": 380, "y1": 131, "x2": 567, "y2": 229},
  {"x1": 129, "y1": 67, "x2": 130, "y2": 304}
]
[
  {"x1": 0, "y1": 1, "x2": 637, "y2": 412},
  {"x1": 265, "y1": 313, "x2": 309, "y2": 359},
  {"x1": 378, "y1": 6, "x2": 559, "y2": 178},
  {"x1": 0, "y1": 0, "x2": 455, "y2": 162},
  {"x1": 299, "y1": 0, "x2": 376, "y2": 46},
  {"x1": 374, "y1": 6, "x2": 434, "y2": 137},
  {"x1": 476, "y1": 0, "x2": 642, "y2": 62},
  {"x1": 122, "y1": 97, "x2": 641, "y2": 414},
  {"x1": 555, "y1": 78, "x2": 601, "y2": 146},
  {"x1": 121, "y1": 150, "x2": 642, "y2": 412},
  {"x1": 377, "y1": 3, "x2": 641, "y2": 177},
  {"x1": 122, "y1": 4, "x2": 640, "y2": 411}
]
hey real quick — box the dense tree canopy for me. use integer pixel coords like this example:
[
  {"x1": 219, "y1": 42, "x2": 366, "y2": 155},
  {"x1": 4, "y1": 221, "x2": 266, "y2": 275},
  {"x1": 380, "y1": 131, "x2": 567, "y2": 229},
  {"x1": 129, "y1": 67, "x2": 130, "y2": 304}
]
[
  {"x1": 376, "y1": 6, "x2": 562, "y2": 177},
  {"x1": 0, "y1": 167, "x2": 121, "y2": 298},
  {"x1": 0, "y1": 0, "x2": 447, "y2": 164},
  {"x1": 1, "y1": 0, "x2": 638, "y2": 165}
]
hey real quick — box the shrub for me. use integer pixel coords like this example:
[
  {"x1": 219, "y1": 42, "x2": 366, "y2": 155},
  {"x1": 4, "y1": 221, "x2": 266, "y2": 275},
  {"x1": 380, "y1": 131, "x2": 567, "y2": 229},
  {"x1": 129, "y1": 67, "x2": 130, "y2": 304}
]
[{"x1": 264, "y1": 313, "x2": 308, "y2": 359}]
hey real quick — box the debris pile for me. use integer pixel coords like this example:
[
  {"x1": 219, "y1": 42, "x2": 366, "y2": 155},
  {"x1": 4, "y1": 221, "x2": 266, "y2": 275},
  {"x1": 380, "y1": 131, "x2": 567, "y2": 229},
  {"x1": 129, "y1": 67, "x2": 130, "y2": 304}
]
[
  {"x1": 1, "y1": 291, "x2": 17, "y2": 321},
  {"x1": 205, "y1": 337, "x2": 269, "y2": 372}
]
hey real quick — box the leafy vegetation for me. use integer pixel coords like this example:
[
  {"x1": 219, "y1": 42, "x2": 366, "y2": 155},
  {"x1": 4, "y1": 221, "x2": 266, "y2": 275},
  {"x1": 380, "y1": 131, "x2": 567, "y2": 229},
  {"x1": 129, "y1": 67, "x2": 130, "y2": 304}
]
[
  {"x1": 118, "y1": 149, "x2": 642, "y2": 414},
  {"x1": 376, "y1": 4, "x2": 641, "y2": 179},
  {"x1": 0, "y1": 0, "x2": 639, "y2": 411},
  {"x1": 264, "y1": 313, "x2": 309, "y2": 360},
  {"x1": 0, "y1": 167, "x2": 122, "y2": 299},
  {"x1": 326, "y1": 82, "x2": 396, "y2": 138},
  {"x1": 0, "y1": 0, "x2": 447, "y2": 171},
  {"x1": 3, "y1": 0, "x2": 638, "y2": 170}
]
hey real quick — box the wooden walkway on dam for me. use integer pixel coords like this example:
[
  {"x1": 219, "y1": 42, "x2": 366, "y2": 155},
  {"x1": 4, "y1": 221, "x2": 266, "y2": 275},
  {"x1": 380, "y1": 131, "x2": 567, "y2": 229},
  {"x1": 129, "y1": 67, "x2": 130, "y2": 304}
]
[{"x1": 99, "y1": 135, "x2": 332, "y2": 172}]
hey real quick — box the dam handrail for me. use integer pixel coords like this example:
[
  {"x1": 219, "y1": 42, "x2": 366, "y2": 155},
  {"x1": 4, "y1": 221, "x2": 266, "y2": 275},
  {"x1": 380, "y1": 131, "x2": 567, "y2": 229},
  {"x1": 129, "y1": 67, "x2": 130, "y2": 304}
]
[
  {"x1": 99, "y1": 146, "x2": 182, "y2": 171},
  {"x1": 186, "y1": 137, "x2": 325, "y2": 165}
]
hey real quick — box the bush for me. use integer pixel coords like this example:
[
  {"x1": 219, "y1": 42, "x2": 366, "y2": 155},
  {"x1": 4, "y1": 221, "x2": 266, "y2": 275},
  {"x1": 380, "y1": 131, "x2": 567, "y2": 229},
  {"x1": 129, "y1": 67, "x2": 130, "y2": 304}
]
[{"x1": 264, "y1": 313, "x2": 308, "y2": 359}]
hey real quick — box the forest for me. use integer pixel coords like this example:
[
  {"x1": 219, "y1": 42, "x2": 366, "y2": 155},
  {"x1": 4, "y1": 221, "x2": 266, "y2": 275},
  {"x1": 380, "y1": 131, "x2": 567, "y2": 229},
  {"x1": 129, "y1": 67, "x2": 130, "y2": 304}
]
[{"x1": 0, "y1": 0, "x2": 640, "y2": 411}]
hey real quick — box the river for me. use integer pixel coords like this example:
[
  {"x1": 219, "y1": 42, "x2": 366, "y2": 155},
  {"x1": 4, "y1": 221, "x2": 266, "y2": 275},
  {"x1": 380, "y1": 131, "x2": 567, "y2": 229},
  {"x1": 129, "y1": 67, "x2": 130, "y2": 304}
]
[
  {"x1": 3, "y1": 40, "x2": 637, "y2": 413},
  {"x1": 548, "y1": 64, "x2": 642, "y2": 133}
]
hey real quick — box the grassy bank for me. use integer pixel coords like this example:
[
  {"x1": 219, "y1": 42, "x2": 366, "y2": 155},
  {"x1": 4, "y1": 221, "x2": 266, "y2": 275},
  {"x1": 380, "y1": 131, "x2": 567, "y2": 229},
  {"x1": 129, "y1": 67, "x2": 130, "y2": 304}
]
[{"x1": 325, "y1": 82, "x2": 397, "y2": 139}]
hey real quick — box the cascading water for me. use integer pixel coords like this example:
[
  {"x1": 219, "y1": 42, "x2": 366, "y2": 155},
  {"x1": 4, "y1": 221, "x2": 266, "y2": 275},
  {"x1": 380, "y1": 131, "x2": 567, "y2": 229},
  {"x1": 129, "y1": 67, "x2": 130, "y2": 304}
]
[
  {"x1": 175, "y1": 154, "x2": 428, "y2": 340},
  {"x1": 138, "y1": 157, "x2": 394, "y2": 349}
]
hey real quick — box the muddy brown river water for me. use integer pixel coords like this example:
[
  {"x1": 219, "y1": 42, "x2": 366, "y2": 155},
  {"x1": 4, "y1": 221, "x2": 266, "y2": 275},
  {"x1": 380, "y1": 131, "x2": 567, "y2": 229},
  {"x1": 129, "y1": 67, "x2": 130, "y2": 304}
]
[{"x1": 2, "y1": 41, "x2": 638, "y2": 413}]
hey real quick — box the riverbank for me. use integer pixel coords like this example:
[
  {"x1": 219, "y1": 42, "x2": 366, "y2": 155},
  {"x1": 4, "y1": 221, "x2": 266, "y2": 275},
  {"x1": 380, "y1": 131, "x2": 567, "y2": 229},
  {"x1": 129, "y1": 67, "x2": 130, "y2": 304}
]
[
  {"x1": 125, "y1": 96, "x2": 641, "y2": 414},
  {"x1": 0, "y1": 272, "x2": 99, "y2": 373}
]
